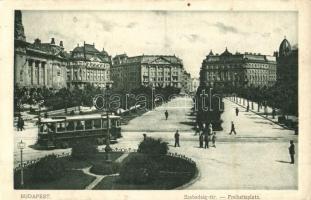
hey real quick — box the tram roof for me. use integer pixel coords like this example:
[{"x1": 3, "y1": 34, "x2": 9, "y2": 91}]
[{"x1": 41, "y1": 114, "x2": 120, "y2": 123}]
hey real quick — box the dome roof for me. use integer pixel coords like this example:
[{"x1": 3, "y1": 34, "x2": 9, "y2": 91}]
[
  {"x1": 279, "y1": 38, "x2": 291, "y2": 57},
  {"x1": 220, "y1": 47, "x2": 232, "y2": 56}
]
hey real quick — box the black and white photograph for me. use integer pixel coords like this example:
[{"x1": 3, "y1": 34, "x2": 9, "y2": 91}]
[{"x1": 1, "y1": 0, "x2": 311, "y2": 199}]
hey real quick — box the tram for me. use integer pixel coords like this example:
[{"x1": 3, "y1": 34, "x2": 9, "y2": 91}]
[{"x1": 37, "y1": 114, "x2": 122, "y2": 149}]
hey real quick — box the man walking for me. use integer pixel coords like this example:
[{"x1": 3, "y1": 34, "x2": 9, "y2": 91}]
[
  {"x1": 235, "y1": 107, "x2": 239, "y2": 116},
  {"x1": 199, "y1": 132, "x2": 204, "y2": 148},
  {"x1": 288, "y1": 140, "x2": 295, "y2": 164},
  {"x1": 165, "y1": 110, "x2": 169, "y2": 120},
  {"x1": 229, "y1": 121, "x2": 237, "y2": 135},
  {"x1": 174, "y1": 130, "x2": 180, "y2": 147},
  {"x1": 204, "y1": 133, "x2": 209, "y2": 149}
]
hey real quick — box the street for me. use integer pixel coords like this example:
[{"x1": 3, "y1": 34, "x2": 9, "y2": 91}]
[{"x1": 14, "y1": 96, "x2": 298, "y2": 189}]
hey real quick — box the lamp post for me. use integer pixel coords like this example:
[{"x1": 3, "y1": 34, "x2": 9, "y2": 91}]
[
  {"x1": 104, "y1": 85, "x2": 112, "y2": 162},
  {"x1": 125, "y1": 93, "x2": 129, "y2": 111},
  {"x1": 18, "y1": 140, "x2": 26, "y2": 187}
]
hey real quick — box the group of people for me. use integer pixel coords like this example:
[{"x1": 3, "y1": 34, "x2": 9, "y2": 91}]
[{"x1": 193, "y1": 123, "x2": 217, "y2": 148}]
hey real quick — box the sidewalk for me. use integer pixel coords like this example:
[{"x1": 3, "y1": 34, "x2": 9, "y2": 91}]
[{"x1": 226, "y1": 96, "x2": 298, "y2": 131}]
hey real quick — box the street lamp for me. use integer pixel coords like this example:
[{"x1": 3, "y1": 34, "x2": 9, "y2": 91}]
[
  {"x1": 104, "y1": 85, "x2": 112, "y2": 162},
  {"x1": 125, "y1": 94, "x2": 129, "y2": 111},
  {"x1": 17, "y1": 140, "x2": 26, "y2": 187}
]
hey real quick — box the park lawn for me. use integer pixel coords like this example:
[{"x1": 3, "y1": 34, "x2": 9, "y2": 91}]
[
  {"x1": 15, "y1": 170, "x2": 95, "y2": 189},
  {"x1": 93, "y1": 153, "x2": 197, "y2": 190},
  {"x1": 14, "y1": 152, "x2": 124, "y2": 189},
  {"x1": 61, "y1": 152, "x2": 124, "y2": 169},
  {"x1": 93, "y1": 173, "x2": 195, "y2": 190}
]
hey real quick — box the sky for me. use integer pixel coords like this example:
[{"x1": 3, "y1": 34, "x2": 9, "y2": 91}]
[{"x1": 22, "y1": 11, "x2": 298, "y2": 78}]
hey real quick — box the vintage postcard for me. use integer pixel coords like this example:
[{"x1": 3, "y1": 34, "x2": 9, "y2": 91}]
[{"x1": 0, "y1": 0, "x2": 310, "y2": 200}]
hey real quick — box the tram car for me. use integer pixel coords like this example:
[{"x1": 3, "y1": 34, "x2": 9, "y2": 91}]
[{"x1": 37, "y1": 114, "x2": 122, "y2": 149}]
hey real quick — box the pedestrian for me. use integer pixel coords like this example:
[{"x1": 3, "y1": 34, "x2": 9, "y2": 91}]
[
  {"x1": 288, "y1": 140, "x2": 295, "y2": 164},
  {"x1": 208, "y1": 123, "x2": 213, "y2": 135},
  {"x1": 229, "y1": 121, "x2": 237, "y2": 135},
  {"x1": 174, "y1": 130, "x2": 180, "y2": 147},
  {"x1": 194, "y1": 124, "x2": 199, "y2": 136},
  {"x1": 211, "y1": 132, "x2": 216, "y2": 148},
  {"x1": 246, "y1": 104, "x2": 249, "y2": 112},
  {"x1": 165, "y1": 110, "x2": 169, "y2": 120},
  {"x1": 199, "y1": 132, "x2": 204, "y2": 148},
  {"x1": 20, "y1": 117, "x2": 25, "y2": 131},
  {"x1": 204, "y1": 133, "x2": 209, "y2": 148},
  {"x1": 17, "y1": 116, "x2": 22, "y2": 131},
  {"x1": 143, "y1": 133, "x2": 147, "y2": 141},
  {"x1": 272, "y1": 108, "x2": 276, "y2": 119},
  {"x1": 235, "y1": 107, "x2": 239, "y2": 116}
]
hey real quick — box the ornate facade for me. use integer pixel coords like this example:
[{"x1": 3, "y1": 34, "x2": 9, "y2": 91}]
[
  {"x1": 111, "y1": 54, "x2": 184, "y2": 91},
  {"x1": 200, "y1": 48, "x2": 277, "y2": 88},
  {"x1": 67, "y1": 43, "x2": 112, "y2": 89},
  {"x1": 181, "y1": 70, "x2": 192, "y2": 93},
  {"x1": 14, "y1": 11, "x2": 68, "y2": 89}
]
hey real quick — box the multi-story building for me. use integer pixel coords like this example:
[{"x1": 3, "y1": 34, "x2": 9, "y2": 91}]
[
  {"x1": 190, "y1": 78, "x2": 199, "y2": 93},
  {"x1": 274, "y1": 38, "x2": 298, "y2": 84},
  {"x1": 111, "y1": 54, "x2": 184, "y2": 91},
  {"x1": 67, "y1": 43, "x2": 113, "y2": 89},
  {"x1": 14, "y1": 11, "x2": 68, "y2": 89},
  {"x1": 200, "y1": 48, "x2": 277, "y2": 88},
  {"x1": 181, "y1": 70, "x2": 192, "y2": 93}
]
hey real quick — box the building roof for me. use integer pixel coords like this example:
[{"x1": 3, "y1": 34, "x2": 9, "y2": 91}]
[
  {"x1": 279, "y1": 38, "x2": 291, "y2": 56},
  {"x1": 26, "y1": 39, "x2": 68, "y2": 60},
  {"x1": 113, "y1": 54, "x2": 183, "y2": 65},
  {"x1": 71, "y1": 43, "x2": 111, "y2": 63},
  {"x1": 203, "y1": 49, "x2": 276, "y2": 64},
  {"x1": 220, "y1": 47, "x2": 233, "y2": 57}
]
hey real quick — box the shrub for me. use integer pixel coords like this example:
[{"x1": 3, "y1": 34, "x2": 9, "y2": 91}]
[
  {"x1": 90, "y1": 162, "x2": 120, "y2": 175},
  {"x1": 119, "y1": 153, "x2": 159, "y2": 184},
  {"x1": 71, "y1": 141, "x2": 98, "y2": 160},
  {"x1": 32, "y1": 154, "x2": 65, "y2": 182},
  {"x1": 137, "y1": 137, "x2": 168, "y2": 156}
]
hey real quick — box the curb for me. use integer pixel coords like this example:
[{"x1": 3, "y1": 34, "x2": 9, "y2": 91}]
[{"x1": 226, "y1": 98, "x2": 292, "y2": 130}]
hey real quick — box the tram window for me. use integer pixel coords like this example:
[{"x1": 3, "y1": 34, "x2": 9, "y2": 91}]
[
  {"x1": 67, "y1": 121, "x2": 75, "y2": 131},
  {"x1": 85, "y1": 120, "x2": 92, "y2": 129},
  {"x1": 111, "y1": 119, "x2": 116, "y2": 128},
  {"x1": 40, "y1": 124, "x2": 48, "y2": 133},
  {"x1": 57, "y1": 122, "x2": 66, "y2": 132},
  {"x1": 76, "y1": 121, "x2": 84, "y2": 130},
  {"x1": 47, "y1": 123, "x2": 55, "y2": 133},
  {"x1": 102, "y1": 120, "x2": 108, "y2": 128},
  {"x1": 94, "y1": 119, "x2": 101, "y2": 129}
]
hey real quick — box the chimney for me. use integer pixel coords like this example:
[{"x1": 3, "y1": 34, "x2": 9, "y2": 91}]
[
  {"x1": 51, "y1": 38, "x2": 55, "y2": 44},
  {"x1": 60, "y1": 41, "x2": 63, "y2": 47},
  {"x1": 34, "y1": 38, "x2": 41, "y2": 44}
]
